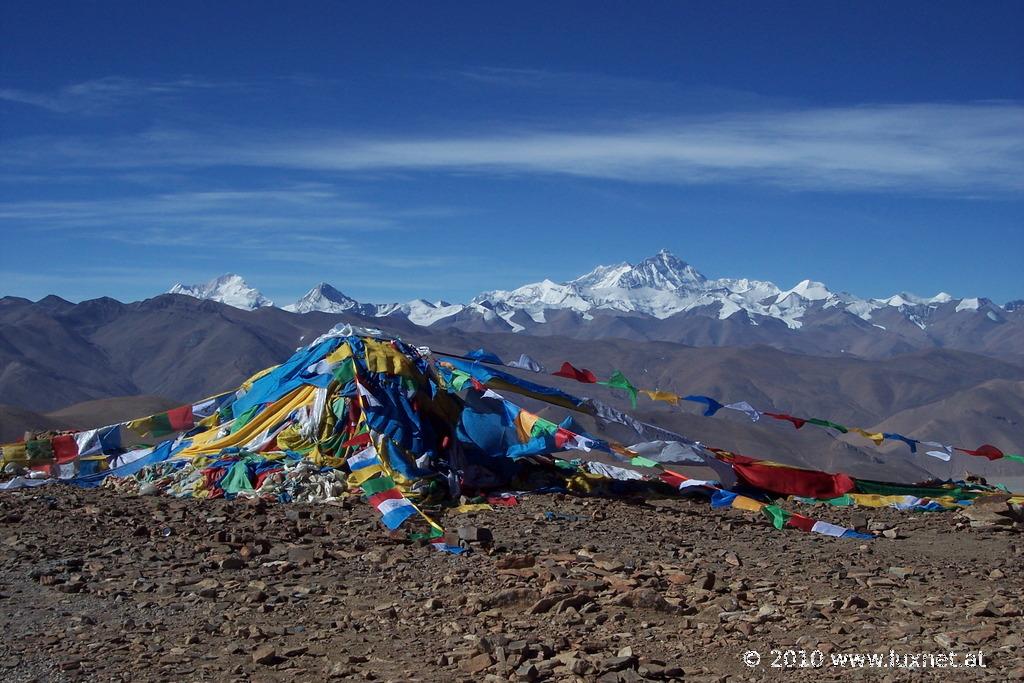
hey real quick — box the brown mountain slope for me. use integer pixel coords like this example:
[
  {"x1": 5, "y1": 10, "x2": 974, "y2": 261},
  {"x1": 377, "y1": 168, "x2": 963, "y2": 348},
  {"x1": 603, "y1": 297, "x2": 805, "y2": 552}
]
[
  {"x1": 0, "y1": 395, "x2": 181, "y2": 442},
  {"x1": 46, "y1": 395, "x2": 182, "y2": 431},
  {"x1": 850, "y1": 379, "x2": 1024, "y2": 489},
  {"x1": 0, "y1": 405, "x2": 62, "y2": 442}
]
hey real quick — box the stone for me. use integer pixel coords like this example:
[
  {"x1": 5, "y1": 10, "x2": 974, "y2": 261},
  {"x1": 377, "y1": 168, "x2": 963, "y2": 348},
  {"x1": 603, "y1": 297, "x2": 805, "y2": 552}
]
[
  {"x1": 495, "y1": 554, "x2": 535, "y2": 570},
  {"x1": 515, "y1": 662, "x2": 539, "y2": 681},
  {"x1": 288, "y1": 547, "x2": 317, "y2": 566},
  {"x1": 613, "y1": 588, "x2": 676, "y2": 612},
  {"x1": 843, "y1": 595, "x2": 869, "y2": 610},
  {"x1": 593, "y1": 556, "x2": 625, "y2": 572},
  {"x1": 219, "y1": 557, "x2": 245, "y2": 570},
  {"x1": 461, "y1": 653, "x2": 493, "y2": 674},
  {"x1": 457, "y1": 526, "x2": 493, "y2": 545},
  {"x1": 252, "y1": 645, "x2": 279, "y2": 665},
  {"x1": 959, "y1": 506, "x2": 1013, "y2": 529},
  {"x1": 967, "y1": 600, "x2": 996, "y2": 617}
]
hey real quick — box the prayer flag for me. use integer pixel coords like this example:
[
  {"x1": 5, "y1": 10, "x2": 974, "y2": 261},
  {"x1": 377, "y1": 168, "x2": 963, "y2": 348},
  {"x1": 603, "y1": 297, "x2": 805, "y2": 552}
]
[{"x1": 552, "y1": 362, "x2": 598, "y2": 383}]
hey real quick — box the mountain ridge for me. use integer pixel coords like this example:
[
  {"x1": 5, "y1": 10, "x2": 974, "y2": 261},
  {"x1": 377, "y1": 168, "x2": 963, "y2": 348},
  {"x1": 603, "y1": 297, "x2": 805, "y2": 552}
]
[{"x1": 157, "y1": 250, "x2": 1021, "y2": 360}]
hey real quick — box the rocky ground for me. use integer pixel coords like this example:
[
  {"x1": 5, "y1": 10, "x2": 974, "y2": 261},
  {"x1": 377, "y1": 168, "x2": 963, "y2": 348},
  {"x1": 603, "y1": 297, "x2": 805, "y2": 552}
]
[{"x1": 0, "y1": 487, "x2": 1021, "y2": 682}]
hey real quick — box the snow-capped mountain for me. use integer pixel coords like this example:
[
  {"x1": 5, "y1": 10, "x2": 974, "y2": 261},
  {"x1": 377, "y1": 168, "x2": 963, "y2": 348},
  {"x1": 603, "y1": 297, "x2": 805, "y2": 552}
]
[
  {"x1": 162, "y1": 252, "x2": 1021, "y2": 359},
  {"x1": 284, "y1": 283, "x2": 361, "y2": 314},
  {"x1": 476, "y1": 251, "x2": 870, "y2": 329},
  {"x1": 168, "y1": 274, "x2": 273, "y2": 310}
]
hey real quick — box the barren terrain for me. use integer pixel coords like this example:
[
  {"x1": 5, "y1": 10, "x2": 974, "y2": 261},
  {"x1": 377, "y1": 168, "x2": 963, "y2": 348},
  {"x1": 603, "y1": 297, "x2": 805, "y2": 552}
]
[{"x1": 1, "y1": 487, "x2": 1020, "y2": 681}]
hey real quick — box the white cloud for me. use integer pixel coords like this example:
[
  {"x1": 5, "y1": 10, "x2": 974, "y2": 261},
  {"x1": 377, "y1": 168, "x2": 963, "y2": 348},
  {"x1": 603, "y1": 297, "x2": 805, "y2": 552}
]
[
  {"x1": 0, "y1": 76, "x2": 244, "y2": 114},
  {"x1": 3, "y1": 103, "x2": 1021, "y2": 193}
]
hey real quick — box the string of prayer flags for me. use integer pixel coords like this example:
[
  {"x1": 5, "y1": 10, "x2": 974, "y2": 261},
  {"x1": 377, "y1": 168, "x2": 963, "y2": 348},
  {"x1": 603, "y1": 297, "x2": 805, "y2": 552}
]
[{"x1": 441, "y1": 350, "x2": 1019, "y2": 464}]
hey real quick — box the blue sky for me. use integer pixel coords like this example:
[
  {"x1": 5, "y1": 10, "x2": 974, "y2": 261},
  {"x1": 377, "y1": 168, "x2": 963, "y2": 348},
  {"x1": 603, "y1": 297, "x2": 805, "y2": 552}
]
[{"x1": 1, "y1": 1, "x2": 1022, "y2": 306}]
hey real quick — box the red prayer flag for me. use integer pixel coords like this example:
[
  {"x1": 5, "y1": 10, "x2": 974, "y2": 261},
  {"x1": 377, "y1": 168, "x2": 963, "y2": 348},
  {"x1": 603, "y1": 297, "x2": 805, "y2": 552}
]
[
  {"x1": 554, "y1": 427, "x2": 574, "y2": 449},
  {"x1": 368, "y1": 488, "x2": 405, "y2": 508},
  {"x1": 339, "y1": 432, "x2": 372, "y2": 449},
  {"x1": 167, "y1": 405, "x2": 194, "y2": 431},
  {"x1": 732, "y1": 460, "x2": 855, "y2": 498},
  {"x1": 659, "y1": 470, "x2": 687, "y2": 488},
  {"x1": 51, "y1": 435, "x2": 79, "y2": 464},
  {"x1": 552, "y1": 362, "x2": 598, "y2": 384},
  {"x1": 785, "y1": 514, "x2": 817, "y2": 532},
  {"x1": 763, "y1": 412, "x2": 807, "y2": 429},
  {"x1": 955, "y1": 443, "x2": 1004, "y2": 460}
]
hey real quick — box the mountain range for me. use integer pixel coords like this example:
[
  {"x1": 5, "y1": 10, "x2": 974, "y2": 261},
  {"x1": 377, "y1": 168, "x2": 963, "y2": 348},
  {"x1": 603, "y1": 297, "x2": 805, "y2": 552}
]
[
  {"x1": 166, "y1": 250, "x2": 1023, "y2": 361},
  {"x1": 2, "y1": 291, "x2": 1022, "y2": 489}
]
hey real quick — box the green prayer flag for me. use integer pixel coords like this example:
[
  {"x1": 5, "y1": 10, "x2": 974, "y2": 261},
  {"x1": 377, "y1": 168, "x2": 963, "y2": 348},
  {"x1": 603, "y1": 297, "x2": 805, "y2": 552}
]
[
  {"x1": 360, "y1": 475, "x2": 397, "y2": 496},
  {"x1": 630, "y1": 456, "x2": 660, "y2": 468},
  {"x1": 600, "y1": 370, "x2": 639, "y2": 408},
  {"x1": 147, "y1": 413, "x2": 175, "y2": 438},
  {"x1": 332, "y1": 357, "x2": 356, "y2": 385},
  {"x1": 450, "y1": 370, "x2": 471, "y2": 391},
  {"x1": 1005, "y1": 454, "x2": 1024, "y2": 463},
  {"x1": 531, "y1": 417, "x2": 560, "y2": 438},
  {"x1": 762, "y1": 504, "x2": 791, "y2": 530},
  {"x1": 854, "y1": 479, "x2": 973, "y2": 499},
  {"x1": 230, "y1": 404, "x2": 260, "y2": 434},
  {"x1": 807, "y1": 418, "x2": 848, "y2": 434},
  {"x1": 220, "y1": 460, "x2": 255, "y2": 494}
]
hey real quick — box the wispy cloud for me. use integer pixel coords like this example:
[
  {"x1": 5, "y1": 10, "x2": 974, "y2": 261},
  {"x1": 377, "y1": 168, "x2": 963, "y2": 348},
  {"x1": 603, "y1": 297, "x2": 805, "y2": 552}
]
[
  {"x1": 0, "y1": 183, "x2": 419, "y2": 270},
  {"x1": 446, "y1": 66, "x2": 677, "y2": 97},
  {"x1": 0, "y1": 76, "x2": 245, "y2": 114},
  {"x1": 3, "y1": 103, "x2": 1021, "y2": 193}
]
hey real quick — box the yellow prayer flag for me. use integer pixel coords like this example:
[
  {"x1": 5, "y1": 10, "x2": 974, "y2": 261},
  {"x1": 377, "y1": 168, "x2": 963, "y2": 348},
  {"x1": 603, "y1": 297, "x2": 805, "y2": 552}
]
[
  {"x1": 731, "y1": 495, "x2": 766, "y2": 512},
  {"x1": 851, "y1": 428, "x2": 885, "y2": 445},
  {"x1": 642, "y1": 390, "x2": 680, "y2": 405}
]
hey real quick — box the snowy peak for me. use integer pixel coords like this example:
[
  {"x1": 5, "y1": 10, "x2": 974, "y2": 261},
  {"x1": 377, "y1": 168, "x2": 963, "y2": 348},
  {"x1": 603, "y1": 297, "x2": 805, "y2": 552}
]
[
  {"x1": 168, "y1": 274, "x2": 273, "y2": 310},
  {"x1": 285, "y1": 282, "x2": 360, "y2": 314},
  {"x1": 776, "y1": 280, "x2": 834, "y2": 303},
  {"x1": 622, "y1": 249, "x2": 707, "y2": 290},
  {"x1": 573, "y1": 249, "x2": 706, "y2": 291}
]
